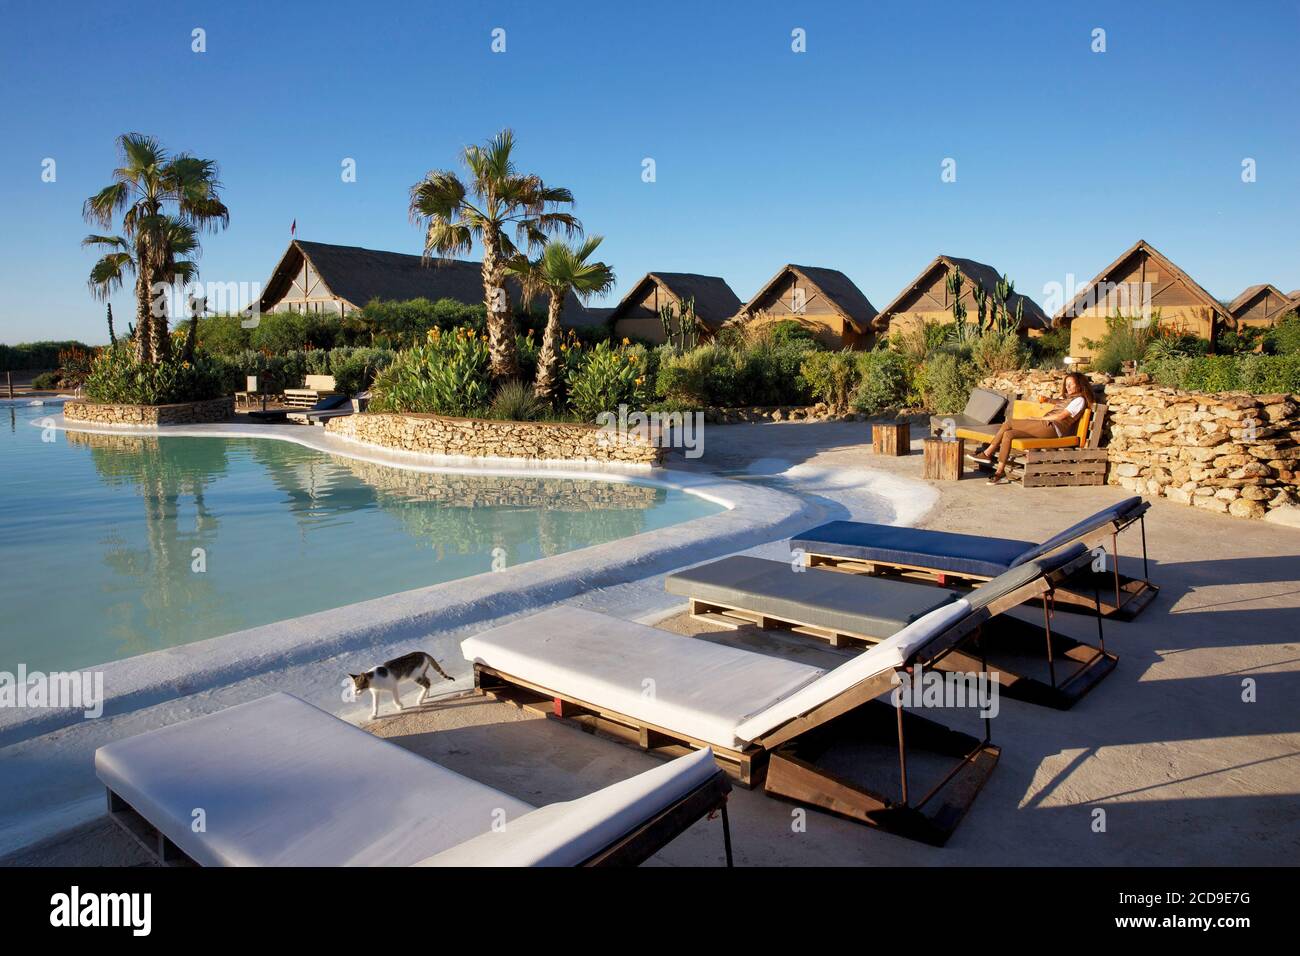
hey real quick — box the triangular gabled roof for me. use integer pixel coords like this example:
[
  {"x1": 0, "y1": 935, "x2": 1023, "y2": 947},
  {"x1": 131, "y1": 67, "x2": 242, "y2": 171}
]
[
  {"x1": 740, "y1": 264, "x2": 878, "y2": 333},
  {"x1": 872, "y1": 254, "x2": 1050, "y2": 331},
  {"x1": 247, "y1": 239, "x2": 592, "y2": 324},
  {"x1": 606, "y1": 272, "x2": 742, "y2": 330},
  {"x1": 1052, "y1": 239, "x2": 1231, "y2": 328},
  {"x1": 1226, "y1": 283, "x2": 1292, "y2": 319}
]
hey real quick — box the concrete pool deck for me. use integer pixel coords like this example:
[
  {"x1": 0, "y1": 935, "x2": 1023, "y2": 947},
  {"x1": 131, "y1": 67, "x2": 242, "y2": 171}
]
[{"x1": 4, "y1": 420, "x2": 1299, "y2": 865}]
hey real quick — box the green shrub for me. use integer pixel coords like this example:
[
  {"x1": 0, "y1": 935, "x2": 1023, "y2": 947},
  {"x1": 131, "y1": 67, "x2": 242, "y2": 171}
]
[
  {"x1": 886, "y1": 321, "x2": 949, "y2": 365},
  {"x1": 800, "y1": 350, "x2": 860, "y2": 410},
  {"x1": 82, "y1": 344, "x2": 225, "y2": 405},
  {"x1": 0, "y1": 341, "x2": 94, "y2": 371},
  {"x1": 194, "y1": 315, "x2": 252, "y2": 355},
  {"x1": 765, "y1": 320, "x2": 820, "y2": 349},
  {"x1": 1264, "y1": 313, "x2": 1300, "y2": 355},
  {"x1": 567, "y1": 341, "x2": 649, "y2": 422},
  {"x1": 1028, "y1": 325, "x2": 1071, "y2": 367},
  {"x1": 488, "y1": 380, "x2": 546, "y2": 421},
  {"x1": 917, "y1": 351, "x2": 979, "y2": 414},
  {"x1": 369, "y1": 327, "x2": 491, "y2": 416},
  {"x1": 31, "y1": 370, "x2": 62, "y2": 390},
  {"x1": 851, "y1": 351, "x2": 916, "y2": 415},
  {"x1": 970, "y1": 328, "x2": 1028, "y2": 376},
  {"x1": 1146, "y1": 355, "x2": 1300, "y2": 395},
  {"x1": 246, "y1": 311, "x2": 339, "y2": 353},
  {"x1": 1085, "y1": 314, "x2": 1164, "y2": 374}
]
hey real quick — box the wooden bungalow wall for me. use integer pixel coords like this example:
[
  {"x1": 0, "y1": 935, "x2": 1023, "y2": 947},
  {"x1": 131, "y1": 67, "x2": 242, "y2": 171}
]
[
  {"x1": 1067, "y1": 254, "x2": 1223, "y2": 358},
  {"x1": 745, "y1": 273, "x2": 870, "y2": 349}
]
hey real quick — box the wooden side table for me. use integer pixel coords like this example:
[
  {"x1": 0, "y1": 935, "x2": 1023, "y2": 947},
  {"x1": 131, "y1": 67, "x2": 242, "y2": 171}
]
[
  {"x1": 923, "y1": 437, "x2": 964, "y2": 480},
  {"x1": 872, "y1": 421, "x2": 911, "y2": 456}
]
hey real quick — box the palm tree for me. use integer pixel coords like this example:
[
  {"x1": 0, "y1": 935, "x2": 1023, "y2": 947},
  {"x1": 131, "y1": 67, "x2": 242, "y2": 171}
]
[
  {"x1": 83, "y1": 133, "x2": 228, "y2": 364},
  {"x1": 408, "y1": 130, "x2": 579, "y2": 381},
  {"x1": 508, "y1": 238, "x2": 616, "y2": 401},
  {"x1": 84, "y1": 217, "x2": 201, "y2": 359}
]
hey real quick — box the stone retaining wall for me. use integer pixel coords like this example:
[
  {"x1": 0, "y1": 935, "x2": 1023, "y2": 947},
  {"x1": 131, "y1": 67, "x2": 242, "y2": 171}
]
[
  {"x1": 980, "y1": 370, "x2": 1300, "y2": 523},
  {"x1": 63, "y1": 396, "x2": 235, "y2": 426},
  {"x1": 326, "y1": 412, "x2": 663, "y2": 465}
]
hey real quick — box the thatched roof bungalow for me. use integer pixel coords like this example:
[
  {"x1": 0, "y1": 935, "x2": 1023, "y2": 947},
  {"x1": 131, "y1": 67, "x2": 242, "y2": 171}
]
[
  {"x1": 605, "y1": 272, "x2": 742, "y2": 344},
  {"x1": 1052, "y1": 240, "x2": 1232, "y2": 360},
  {"x1": 1228, "y1": 284, "x2": 1296, "y2": 328},
  {"x1": 246, "y1": 240, "x2": 592, "y2": 324},
  {"x1": 872, "y1": 254, "x2": 1049, "y2": 338},
  {"x1": 736, "y1": 264, "x2": 878, "y2": 349}
]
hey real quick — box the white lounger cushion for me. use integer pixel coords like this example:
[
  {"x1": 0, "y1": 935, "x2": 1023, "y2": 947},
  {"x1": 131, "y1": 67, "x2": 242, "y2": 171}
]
[
  {"x1": 418, "y1": 746, "x2": 719, "y2": 866},
  {"x1": 95, "y1": 693, "x2": 535, "y2": 866},
  {"x1": 462, "y1": 606, "x2": 825, "y2": 750},
  {"x1": 733, "y1": 599, "x2": 971, "y2": 742}
]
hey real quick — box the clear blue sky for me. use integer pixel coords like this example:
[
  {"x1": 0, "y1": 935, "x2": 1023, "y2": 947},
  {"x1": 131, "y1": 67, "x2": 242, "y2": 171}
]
[{"x1": 1, "y1": 0, "x2": 1297, "y2": 344}]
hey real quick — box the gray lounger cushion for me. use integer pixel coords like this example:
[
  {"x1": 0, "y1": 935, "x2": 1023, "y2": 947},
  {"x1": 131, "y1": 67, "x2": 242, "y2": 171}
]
[
  {"x1": 965, "y1": 387, "x2": 1009, "y2": 424},
  {"x1": 666, "y1": 555, "x2": 959, "y2": 638},
  {"x1": 95, "y1": 693, "x2": 534, "y2": 866},
  {"x1": 929, "y1": 414, "x2": 1000, "y2": 438},
  {"x1": 792, "y1": 499, "x2": 1143, "y2": 579}
]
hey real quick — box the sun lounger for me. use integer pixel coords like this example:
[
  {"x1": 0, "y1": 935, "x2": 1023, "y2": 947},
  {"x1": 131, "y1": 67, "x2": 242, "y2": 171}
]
[
  {"x1": 463, "y1": 602, "x2": 998, "y2": 846},
  {"x1": 791, "y1": 496, "x2": 1157, "y2": 620},
  {"x1": 249, "y1": 392, "x2": 350, "y2": 424},
  {"x1": 95, "y1": 692, "x2": 732, "y2": 867},
  {"x1": 929, "y1": 386, "x2": 1007, "y2": 439},
  {"x1": 665, "y1": 546, "x2": 1115, "y2": 709},
  {"x1": 286, "y1": 393, "x2": 354, "y2": 425}
]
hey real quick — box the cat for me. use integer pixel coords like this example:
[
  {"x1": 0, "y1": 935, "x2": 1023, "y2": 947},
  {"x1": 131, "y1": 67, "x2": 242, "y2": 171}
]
[{"x1": 348, "y1": 651, "x2": 454, "y2": 718}]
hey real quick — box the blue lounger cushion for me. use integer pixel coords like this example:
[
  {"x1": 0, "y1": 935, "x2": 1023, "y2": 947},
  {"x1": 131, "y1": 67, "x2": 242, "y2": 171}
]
[
  {"x1": 793, "y1": 522, "x2": 1034, "y2": 578},
  {"x1": 792, "y1": 499, "x2": 1143, "y2": 579},
  {"x1": 1012, "y1": 497, "x2": 1143, "y2": 567}
]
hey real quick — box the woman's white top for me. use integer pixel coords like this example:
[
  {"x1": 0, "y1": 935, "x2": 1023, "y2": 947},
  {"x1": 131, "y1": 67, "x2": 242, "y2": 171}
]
[{"x1": 1052, "y1": 396, "x2": 1087, "y2": 436}]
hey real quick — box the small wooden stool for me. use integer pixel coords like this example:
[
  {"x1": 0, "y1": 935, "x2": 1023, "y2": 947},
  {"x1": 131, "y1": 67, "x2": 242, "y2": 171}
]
[
  {"x1": 923, "y1": 437, "x2": 964, "y2": 480},
  {"x1": 872, "y1": 421, "x2": 911, "y2": 456}
]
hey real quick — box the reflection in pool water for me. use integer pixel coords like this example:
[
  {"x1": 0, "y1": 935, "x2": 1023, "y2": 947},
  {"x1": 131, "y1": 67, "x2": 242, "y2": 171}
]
[{"x1": 0, "y1": 406, "x2": 720, "y2": 671}]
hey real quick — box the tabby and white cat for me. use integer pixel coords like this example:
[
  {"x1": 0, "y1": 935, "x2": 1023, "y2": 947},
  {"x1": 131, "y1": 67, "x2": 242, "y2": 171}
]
[{"x1": 348, "y1": 651, "x2": 454, "y2": 718}]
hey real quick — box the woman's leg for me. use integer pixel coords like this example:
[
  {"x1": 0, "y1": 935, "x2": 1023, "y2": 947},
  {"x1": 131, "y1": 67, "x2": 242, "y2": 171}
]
[{"x1": 992, "y1": 419, "x2": 1058, "y2": 477}]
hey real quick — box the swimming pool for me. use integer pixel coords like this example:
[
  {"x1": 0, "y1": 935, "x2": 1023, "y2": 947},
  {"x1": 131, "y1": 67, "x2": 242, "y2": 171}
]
[{"x1": 0, "y1": 404, "x2": 721, "y2": 672}]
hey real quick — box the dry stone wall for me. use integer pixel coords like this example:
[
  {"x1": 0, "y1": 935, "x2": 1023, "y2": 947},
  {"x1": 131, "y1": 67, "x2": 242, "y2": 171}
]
[
  {"x1": 63, "y1": 397, "x2": 234, "y2": 426},
  {"x1": 326, "y1": 412, "x2": 663, "y2": 466},
  {"x1": 979, "y1": 370, "x2": 1300, "y2": 523}
]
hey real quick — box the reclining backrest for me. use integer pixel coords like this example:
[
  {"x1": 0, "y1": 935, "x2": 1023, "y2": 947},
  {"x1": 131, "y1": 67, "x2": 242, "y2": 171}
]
[
  {"x1": 416, "y1": 747, "x2": 720, "y2": 867},
  {"x1": 1011, "y1": 497, "x2": 1143, "y2": 567},
  {"x1": 732, "y1": 600, "x2": 972, "y2": 744},
  {"x1": 964, "y1": 388, "x2": 1008, "y2": 425},
  {"x1": 967, "y1": 543, "x2": 1089, "y2": 611}
]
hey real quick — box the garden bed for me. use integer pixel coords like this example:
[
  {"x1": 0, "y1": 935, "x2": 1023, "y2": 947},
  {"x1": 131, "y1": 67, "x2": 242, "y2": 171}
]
[{"x1": 63, "y1": 396, "x2": 235, "y2": 427}]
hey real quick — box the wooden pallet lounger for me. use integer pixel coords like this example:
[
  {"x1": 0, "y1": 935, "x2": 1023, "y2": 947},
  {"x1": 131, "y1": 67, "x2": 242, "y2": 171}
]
[
  {"x1": 791, "y1": 496, "x2": 1157, "y2": 621},
  {"x1": 665, "y1": 545, "x2": 1114, "y2": 710},
  {"x1": 463, "y1": 603, "x2": 998, "y2": 846},
  {"x1": 95, "y1": 693, "x2": 732, "y2": 867}
]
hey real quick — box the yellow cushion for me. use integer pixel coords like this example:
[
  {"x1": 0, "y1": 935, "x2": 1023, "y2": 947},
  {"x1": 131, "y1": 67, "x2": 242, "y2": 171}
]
[
  {"x1": 1012, "y1": 399, "x2": 1053, "y2": 418},
  {"x1": 1009, "y1": 435, "x2": 1080, "y2": 451}
]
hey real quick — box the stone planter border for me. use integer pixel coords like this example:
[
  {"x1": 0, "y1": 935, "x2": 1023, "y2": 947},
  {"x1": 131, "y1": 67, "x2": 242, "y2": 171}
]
[
  {"x1": 326, "y1": 411, "x2": 663, "y2": 465},
  {"x1": 63, "y1": 396, "x2": 235, "y2": 427}
]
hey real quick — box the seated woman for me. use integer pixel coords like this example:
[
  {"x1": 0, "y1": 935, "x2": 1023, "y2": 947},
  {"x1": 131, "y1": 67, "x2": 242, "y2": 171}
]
[{"x1": 974, "y1": 372, "x2": 1095, "y2": 485}]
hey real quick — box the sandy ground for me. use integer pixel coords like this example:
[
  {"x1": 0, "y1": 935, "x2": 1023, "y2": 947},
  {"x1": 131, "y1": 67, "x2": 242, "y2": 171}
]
[{"x1": 4, "y1": 420, "x2": 1299, "y2": 866}]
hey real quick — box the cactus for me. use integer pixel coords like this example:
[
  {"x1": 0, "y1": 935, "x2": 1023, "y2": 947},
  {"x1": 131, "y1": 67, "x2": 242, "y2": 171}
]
[
  {"x1": 972, "y1": 284, "x2": 988, "y2": 332},
  {"x1": 659, "y1": 297, "x2": 701, "y2": 353}
]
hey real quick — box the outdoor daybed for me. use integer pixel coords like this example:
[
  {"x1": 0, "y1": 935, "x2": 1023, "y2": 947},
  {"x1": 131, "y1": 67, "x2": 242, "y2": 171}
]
[
  {"x1": 791, "y1": 497, "x2": 1157, "y2": 620},
  {"x1": 665, "y1": 544, "x2": 1114, "y2": 709},
  {"x1": 95, "y1": 693, "x2": 732, "y2": 867},
  {"x1": 463, "y1": 602, "x2": 998, "y2": 846}
]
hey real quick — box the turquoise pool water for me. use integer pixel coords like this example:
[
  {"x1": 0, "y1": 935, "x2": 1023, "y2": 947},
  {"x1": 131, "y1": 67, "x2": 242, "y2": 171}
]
[{"x1": 0, "y1": 405, "x2": 720, "y2": 672}]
